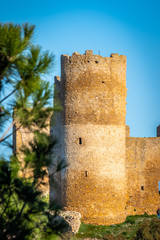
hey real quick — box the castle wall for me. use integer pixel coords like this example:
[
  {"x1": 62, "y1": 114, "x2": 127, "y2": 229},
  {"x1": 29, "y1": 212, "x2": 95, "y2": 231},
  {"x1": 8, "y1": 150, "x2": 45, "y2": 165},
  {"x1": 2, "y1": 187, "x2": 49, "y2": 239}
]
[
  {"x1": 126, "y1": 136, "x2": 160, "y2": 216},
  {"x1": 13, "y1": 49, "x2": 160, "y2": 225},
  {"x1": 13, "y1": 122, "x2": 50, "y2": 195},
  {"x1": 59, "y1": 50, "x2": 127, "y2": 225}
]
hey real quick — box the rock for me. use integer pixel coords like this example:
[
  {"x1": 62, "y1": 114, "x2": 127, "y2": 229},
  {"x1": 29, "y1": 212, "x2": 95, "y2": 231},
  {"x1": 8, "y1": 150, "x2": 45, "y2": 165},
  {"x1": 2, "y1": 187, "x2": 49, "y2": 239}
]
[{"x1": 50, "y1": 210, "x2": 81, "y2": 234}]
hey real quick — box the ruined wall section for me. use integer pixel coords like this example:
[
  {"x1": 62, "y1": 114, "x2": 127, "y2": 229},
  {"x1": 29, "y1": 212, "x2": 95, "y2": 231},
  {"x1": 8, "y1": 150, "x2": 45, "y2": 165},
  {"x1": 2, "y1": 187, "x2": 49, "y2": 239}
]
[
  {"x1": 126, "y1": 135, "x2": 160, "y2": 216},
  {"x1": 60, "y1": 50, "x2": 127, "y2": 225},
  {"x1": 13, "y1": 120, "x2": 50, "y2": 195}
]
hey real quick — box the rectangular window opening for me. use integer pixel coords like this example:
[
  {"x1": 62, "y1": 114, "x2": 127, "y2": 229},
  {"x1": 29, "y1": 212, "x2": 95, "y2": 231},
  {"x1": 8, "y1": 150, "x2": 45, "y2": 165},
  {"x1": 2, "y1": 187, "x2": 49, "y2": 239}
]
[
  {"x1": 141, "y1": 186, "x2": 144, "y2": 191},
  {"x1": 85, "y1": 171, "x2": 88, "y2": 177},
  {"x1": 79, "y1": 138, "x2": 82, "y2": 145}
]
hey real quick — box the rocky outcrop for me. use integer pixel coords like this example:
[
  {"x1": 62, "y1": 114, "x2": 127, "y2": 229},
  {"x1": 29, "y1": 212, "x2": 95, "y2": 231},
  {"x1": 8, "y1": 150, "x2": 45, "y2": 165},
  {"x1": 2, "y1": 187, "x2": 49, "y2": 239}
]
[{"x1": 50, "y1": 211, "x2": 81, "y2": 234}]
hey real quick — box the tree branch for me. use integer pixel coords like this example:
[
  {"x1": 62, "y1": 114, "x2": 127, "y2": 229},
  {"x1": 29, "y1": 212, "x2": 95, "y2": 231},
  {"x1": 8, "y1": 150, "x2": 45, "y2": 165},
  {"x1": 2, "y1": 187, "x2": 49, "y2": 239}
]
[
  {"x1": 0, "y1": 88, "x2": 17, "y2": 104},
  {"x1": 0, "y1": 121, "x2": 15, "y2": 142},
  {"x1": 0, "y1": 123, "x2": 21, "y2": 143},
  {"x1": 0, "y1": 187, "x2": 12, "y2": 218}
]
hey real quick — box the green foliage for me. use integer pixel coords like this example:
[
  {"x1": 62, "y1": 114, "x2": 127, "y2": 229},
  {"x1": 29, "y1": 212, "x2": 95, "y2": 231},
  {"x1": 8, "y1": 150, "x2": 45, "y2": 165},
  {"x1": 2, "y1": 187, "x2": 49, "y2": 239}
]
[
  {"x1": 0, "y1": 23, "x2": 62, "y2": 239},
  {"x1": 125, "y1": 216, "x2": 136, "y2": 224},
  {"x1": 0, "y1": 22, "x2": 54, "y2": 132},
  {"x1": 0, "y1": 133, "x2": 59, "y2": 239},
  {"x1": 77, "y1": 214, "x2": 157, "y2": 240},
  {"x1": 0, "y1": 23, "x2": 34, "y2": 82},
  {"x1": 135, "y1": 219, "x2": 160, "y2": 240},
  {"x1": 22, "y1": 132, "x2": 56, "y2": 182}
]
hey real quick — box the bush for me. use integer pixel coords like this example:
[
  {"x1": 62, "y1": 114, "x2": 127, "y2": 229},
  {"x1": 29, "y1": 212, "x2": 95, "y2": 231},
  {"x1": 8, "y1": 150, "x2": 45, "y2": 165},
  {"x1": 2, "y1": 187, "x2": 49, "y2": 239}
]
[
  {"x1": 125, "y1": 216, "x2": 136, "y2": 224},
  {"x1": 135, "y1": 219, "x2": 160, "y2": 240}
]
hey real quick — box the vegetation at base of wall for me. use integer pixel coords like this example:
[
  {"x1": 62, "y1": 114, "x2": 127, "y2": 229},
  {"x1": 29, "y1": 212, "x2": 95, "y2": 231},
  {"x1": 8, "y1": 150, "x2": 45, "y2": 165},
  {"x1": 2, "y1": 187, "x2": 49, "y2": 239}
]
[
  {"x1": 76, "y1": 214, "x2": 156, "y2": 240},
  {"x1": 135, "y1": 218, "x2": 160, "y2": 240}
]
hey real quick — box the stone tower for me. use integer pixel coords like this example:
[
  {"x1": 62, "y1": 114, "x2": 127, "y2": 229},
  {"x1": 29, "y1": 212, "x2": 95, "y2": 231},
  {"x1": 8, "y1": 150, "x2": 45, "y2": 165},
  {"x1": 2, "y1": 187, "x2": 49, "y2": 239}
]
[
  {"x1": 13, "y1": 50, "x2": 160, "y2": 225},
  {"x1": 51, "y1": 50, "x2": 127, "y2": 225}
]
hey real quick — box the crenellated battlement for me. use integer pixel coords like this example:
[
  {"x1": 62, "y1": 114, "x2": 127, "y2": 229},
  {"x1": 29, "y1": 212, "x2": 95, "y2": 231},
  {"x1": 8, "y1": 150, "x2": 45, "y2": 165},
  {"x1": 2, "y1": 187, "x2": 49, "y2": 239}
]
[
  {"x1": 60, "y1": 50, "x2": 126, "y2": 126},
  {"x1": 61, "y1": 50, "x2": 126, "y2": 69}
]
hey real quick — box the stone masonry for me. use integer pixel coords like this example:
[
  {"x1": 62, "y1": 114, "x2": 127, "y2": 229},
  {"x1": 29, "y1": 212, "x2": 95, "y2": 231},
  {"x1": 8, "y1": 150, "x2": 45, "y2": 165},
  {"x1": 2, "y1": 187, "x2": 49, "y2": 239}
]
[{"x1": 14, "y1": 50, "x2": 160, "y2": 226}]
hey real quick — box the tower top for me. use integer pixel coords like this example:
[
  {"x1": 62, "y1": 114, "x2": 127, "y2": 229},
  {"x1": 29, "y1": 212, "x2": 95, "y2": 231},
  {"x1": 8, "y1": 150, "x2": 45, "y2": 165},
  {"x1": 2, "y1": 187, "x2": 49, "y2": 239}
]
[
  {"x1": 62, "y1": 50, "x2": 125, "y2": 59},
  {"x1": 60, "y1": 50, "x2": 126, "y2": 126},
  {"x1": 61, "y1": 50, "x2": 126, "y2": 70}
]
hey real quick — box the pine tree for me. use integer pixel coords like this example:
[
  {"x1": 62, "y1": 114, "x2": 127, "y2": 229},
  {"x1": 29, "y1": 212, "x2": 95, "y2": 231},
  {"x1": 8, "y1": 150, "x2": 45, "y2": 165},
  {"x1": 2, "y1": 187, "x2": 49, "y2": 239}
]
[{"x1": 0, "y1": 23, "x2": 60, "y2": 240}]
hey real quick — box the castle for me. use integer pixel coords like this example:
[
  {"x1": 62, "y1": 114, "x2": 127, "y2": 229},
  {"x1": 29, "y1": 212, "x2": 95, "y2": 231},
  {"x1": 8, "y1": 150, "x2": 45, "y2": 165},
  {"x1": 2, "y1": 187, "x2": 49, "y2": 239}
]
[{"x1": 14, "y1": 50, "x2": 160, "y2": 226}]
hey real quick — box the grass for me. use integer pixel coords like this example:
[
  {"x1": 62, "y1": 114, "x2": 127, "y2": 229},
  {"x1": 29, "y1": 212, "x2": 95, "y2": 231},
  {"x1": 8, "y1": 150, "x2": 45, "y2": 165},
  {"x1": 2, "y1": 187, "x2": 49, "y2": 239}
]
[{"x1": 76, "y1": 214, "x2": 156, "y2": 239}]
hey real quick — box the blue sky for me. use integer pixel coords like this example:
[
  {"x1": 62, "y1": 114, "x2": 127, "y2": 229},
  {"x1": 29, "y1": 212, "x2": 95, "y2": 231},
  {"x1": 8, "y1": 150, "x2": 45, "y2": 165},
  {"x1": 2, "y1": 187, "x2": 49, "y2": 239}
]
[{"x1": 1, "y1": 0, "x2": 160, "y2": 137}]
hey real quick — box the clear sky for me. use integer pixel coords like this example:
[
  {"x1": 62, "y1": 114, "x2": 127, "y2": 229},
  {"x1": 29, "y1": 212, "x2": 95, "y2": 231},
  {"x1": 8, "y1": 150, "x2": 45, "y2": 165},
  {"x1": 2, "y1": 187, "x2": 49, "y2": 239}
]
[{"x1": 1, "y1": 0, "x2": 160, "y2": 137}]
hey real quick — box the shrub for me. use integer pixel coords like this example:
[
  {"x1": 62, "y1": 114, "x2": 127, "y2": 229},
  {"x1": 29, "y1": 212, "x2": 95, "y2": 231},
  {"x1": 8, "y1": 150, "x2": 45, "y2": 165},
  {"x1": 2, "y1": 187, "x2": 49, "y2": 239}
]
[
  {"x1": 135, "y1": 219, "x2": 160, "y2": 240},
  {"x1": 125, "y1": 216, "x2": 136, "y2": 224}
]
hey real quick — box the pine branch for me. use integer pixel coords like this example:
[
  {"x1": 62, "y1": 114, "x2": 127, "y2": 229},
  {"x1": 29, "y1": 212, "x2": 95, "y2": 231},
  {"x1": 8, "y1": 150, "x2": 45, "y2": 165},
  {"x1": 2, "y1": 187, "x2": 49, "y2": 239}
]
[
  {"x1": 0, "y1": 121, "x2": 15, "y2": 142},
  {"x1": 0, "y1": 123, "x2": 21, "y2": 143},
  {"x1": 0, "y1": 88, "x2": 17, "y2": 104},
  {"x1": 0, "y1": 187, "x2": 12, "y2": 218}
]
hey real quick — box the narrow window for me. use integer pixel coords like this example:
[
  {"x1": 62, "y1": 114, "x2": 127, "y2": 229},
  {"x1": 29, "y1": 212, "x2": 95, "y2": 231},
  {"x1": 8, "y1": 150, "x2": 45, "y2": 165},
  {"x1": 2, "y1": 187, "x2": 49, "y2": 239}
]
[
  {"x1": 95, "y1": 60, "x2": 99, "y2": 64},
  {"x1": 102, "y1": 81, "x2": 105, "y2": 83},
  {"x1": 85, "y1": 171, "x2": 88, "y2": 177},
  {"x1": 79, "y1": 138, "x2": 82, "y2": 145},
  {"x1": 141, "y1": 186, "x2": 144, "y2": 191}
]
